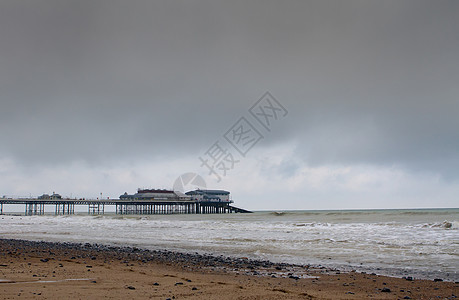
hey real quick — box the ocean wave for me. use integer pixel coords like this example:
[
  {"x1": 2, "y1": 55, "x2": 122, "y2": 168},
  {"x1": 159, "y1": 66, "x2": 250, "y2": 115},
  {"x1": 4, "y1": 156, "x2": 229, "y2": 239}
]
[
  {"x1": 270, "y1": 211, "x2": 290, "y2": 216},
  {"x1": 398, "y1": 210, "x2": 455, "y2": 215},
  {"x1": 324, "y1": 211, "x2": 379, "y2": 216},
  {"x1": 266, "y1": 208, "x2": 459, "y2": 216},
  {"x1": 293, "y1": 222, "x2": 330, "y2": 227},
  {"x1": 421, "y1": 220, "x2": 458, "y2": 229}
]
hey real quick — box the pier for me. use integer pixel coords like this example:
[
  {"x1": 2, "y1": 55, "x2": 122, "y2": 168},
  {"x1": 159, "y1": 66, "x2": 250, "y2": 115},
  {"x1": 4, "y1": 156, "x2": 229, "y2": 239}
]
[{"x1": 0, "y1": 198, "x2": 252, "y2": 215}]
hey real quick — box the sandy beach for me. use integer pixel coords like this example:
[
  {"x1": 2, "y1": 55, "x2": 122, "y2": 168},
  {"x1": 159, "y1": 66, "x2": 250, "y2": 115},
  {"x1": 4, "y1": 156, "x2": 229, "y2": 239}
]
[{"x1": 0, "y1": 239, "x2": 457, "y2": 299}]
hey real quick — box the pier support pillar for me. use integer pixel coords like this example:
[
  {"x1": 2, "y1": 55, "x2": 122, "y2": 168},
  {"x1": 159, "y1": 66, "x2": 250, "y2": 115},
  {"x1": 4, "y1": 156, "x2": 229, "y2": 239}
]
[
  {"x1": 89, "y1": 203, "x2": 105, "y2": 215},
  {"x1": 25, "y1": 203, "x2": 45, "y2": 216},
  {"x1": 55, "y1": 203, "x2": 74, "y2": 215}
]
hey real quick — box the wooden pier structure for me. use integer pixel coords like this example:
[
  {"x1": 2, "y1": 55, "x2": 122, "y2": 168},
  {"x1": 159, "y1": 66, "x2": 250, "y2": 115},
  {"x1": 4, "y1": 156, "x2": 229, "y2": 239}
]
[{"x1": 0, "y1": 198, "x2": 252, "y2": 216}]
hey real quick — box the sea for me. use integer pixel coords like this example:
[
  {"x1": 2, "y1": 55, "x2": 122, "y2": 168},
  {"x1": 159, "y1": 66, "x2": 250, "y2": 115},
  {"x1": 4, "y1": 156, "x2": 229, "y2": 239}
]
[{"x1": 1, "y1": 208, "x2": 458, "y2": 281}]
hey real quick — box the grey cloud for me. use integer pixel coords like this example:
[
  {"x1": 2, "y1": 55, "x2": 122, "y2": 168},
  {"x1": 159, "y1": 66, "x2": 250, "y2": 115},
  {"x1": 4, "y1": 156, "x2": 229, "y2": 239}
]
[{"x1": 0, "y1": 0, "x2": 458, "y2": 180}]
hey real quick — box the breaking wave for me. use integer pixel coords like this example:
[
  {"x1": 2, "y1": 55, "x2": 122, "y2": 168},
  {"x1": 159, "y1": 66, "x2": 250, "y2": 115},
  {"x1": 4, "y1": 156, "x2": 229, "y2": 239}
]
[{"x1": 423, "y1": 220, "x2": 458, "y2": 229}]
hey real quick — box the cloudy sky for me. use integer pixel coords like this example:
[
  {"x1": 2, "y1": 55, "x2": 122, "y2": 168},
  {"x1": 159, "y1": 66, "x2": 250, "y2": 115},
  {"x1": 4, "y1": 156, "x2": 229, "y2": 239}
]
[{"x1": 1, "y1": 0, "x2": 458, "y2": 210}]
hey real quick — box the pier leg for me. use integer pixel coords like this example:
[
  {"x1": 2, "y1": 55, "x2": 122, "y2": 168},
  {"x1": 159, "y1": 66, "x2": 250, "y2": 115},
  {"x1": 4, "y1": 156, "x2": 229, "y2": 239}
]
[{"x1": 88, "y1": 203, "x2": 104, "y2": 215}]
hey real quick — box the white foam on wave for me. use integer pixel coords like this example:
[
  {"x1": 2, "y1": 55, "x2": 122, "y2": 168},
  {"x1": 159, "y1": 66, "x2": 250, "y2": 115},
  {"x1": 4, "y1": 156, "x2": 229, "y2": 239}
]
[{"x1": 420, "y1": 220, "x2": 458, "y2": 229}]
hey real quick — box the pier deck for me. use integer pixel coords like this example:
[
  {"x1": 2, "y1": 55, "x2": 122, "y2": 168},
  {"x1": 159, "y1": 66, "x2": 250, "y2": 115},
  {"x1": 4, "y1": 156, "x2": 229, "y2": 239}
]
[{"x1": 0, "y1": 198, "x2": 252, "y2": 215}]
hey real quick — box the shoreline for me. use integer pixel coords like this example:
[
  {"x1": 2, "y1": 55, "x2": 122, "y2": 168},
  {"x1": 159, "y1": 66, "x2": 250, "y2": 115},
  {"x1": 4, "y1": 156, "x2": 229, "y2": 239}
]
[
  {"x1": 0, "y1": 237, "x2": 455, "y2": 282},
  {"x1": 1, "y1": 238, "x2": 457, "y2": 299}
]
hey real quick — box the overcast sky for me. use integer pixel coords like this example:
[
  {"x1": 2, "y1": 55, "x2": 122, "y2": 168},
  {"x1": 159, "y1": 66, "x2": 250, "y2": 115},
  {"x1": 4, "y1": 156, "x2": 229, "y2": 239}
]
[{"x1": 1, "y1": 0, "x2": 458, "y2": 210}]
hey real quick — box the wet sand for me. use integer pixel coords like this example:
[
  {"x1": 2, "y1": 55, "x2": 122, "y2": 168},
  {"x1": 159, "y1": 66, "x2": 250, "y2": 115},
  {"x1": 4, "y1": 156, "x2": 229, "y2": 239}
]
[{"x1": 0, "y1": 239, "x2": 457, "y2": 299}]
